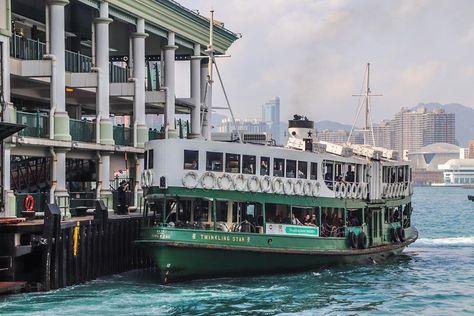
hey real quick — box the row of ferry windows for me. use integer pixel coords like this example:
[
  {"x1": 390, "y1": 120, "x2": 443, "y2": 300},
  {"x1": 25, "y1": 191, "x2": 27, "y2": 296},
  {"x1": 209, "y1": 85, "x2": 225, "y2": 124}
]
[{"x1": 184, "y1": 150, "x2": 318, "y2": 180}]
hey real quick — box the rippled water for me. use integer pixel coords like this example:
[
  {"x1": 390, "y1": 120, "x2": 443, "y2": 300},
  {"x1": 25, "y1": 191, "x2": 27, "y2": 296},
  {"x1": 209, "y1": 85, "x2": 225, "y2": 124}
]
[{"x1": 2, "y1": 187, "x2": 474, "y2": 315}]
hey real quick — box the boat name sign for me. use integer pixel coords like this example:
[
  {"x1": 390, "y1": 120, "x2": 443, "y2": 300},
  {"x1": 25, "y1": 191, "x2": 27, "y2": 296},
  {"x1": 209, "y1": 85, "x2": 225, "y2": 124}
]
[{"x1": 266, "y1": 224, "x2": 319, "y2": 237}]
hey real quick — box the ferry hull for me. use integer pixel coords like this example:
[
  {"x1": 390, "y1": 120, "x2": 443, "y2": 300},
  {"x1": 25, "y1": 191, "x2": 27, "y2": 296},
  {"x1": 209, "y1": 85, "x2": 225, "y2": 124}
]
[{"x1": 138, "y1": 228, "x2": 417, "y2": 283}]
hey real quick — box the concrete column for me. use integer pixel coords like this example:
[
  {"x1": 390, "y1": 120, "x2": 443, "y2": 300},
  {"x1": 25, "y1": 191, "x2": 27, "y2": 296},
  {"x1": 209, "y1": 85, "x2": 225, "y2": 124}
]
[
  {"x1": 95, "y1": 1, "x2": 114, "y2": 145},
  {"x1": 200, "y1": 61, "x2": 212, "y2": 140},
  {"x1": 47, "y1": 0, "x2": 71, "y2": 141},
  {"x1": 0, "y1": 34, "x2": 10, "y2": 103},
  {"x1": 51, "y1": 149, "x2": 70, "y2": 218},
  {"x1": 131, "y1": 18, "x2": 148, "y2": 147},
  {"x1": 97, "y1": 153, "x2": 113, "y2": 211},
  {"x1": 2, "y1": 147, "x2": 16, "y2": 217},
  {"x1": 189, "y1": 43, "x2": 201, "y2": 138},
  {"x1": 133, "y1": 154, "x2": 143, "y2": 211},
  {"x1": 163, "y1": 32, "x2": 178, "y2": 137}
]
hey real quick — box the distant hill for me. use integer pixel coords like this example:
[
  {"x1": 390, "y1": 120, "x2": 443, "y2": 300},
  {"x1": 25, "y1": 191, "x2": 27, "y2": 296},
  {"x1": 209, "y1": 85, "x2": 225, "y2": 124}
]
[
  {"x1": 316, "y1": 120, "x2": 353, "y2": 131},
  {"x1": 413, "y1": 103, "x2": 474, "y2": 146}
]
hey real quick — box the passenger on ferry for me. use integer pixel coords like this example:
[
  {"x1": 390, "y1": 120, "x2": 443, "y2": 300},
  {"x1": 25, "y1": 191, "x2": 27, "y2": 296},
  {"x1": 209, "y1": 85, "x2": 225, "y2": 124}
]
[
  {"x1": 345, "y1": 166, "x2": 355, "y2": 182},
  {"x1": 303, "y1": 214, "x2": 311, "y2": 225},
  {"x1": 291, "y1": 213, "x2": 303, "y2": 225}
]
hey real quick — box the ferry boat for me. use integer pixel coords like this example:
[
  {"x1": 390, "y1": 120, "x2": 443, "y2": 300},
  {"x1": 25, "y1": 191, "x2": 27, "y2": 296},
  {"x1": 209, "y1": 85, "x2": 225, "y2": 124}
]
[
  {"x1": 135, "y1": 16, "x2": 417, "y2": 283},
  {"x1": 136, "y1": 116, "x2": 417, "y2": 283}
]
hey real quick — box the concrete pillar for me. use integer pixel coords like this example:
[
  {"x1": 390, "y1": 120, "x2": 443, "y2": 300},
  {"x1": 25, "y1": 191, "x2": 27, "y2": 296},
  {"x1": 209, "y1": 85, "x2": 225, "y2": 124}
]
[
  {"x1": 189, "y1": 43, "x2": 201, "y2": 138},
  {"x1": 95, "y1": 1, "x2": 114, "y2": 145},
  {"x1": 2, "y1": 147, "x2": 16, "y2": 217},
  {"x1": 200, "y1": 61, "x2": 212, "y2": 140},
  {"x1": 51, "y1": 149, "x2": 70, "y2": 218},
  {"x1": 97, "y1": 153, "x2": 113, "y2": 211},
  {"x1": 131, "y1": 18, "x2": 148, "y2": 147},
  {"x1": 164, "y1": 32, "x2": 178, "y2": 137},
  {"x1": 0, "y1": 34, "x2": 10, "y2": 103},
  {"x1": 47, "y1": 0, "x2": 71, "y2": 142},
  {"x1": 133, "y1": 154, "x2": 143, "y2": 211}
]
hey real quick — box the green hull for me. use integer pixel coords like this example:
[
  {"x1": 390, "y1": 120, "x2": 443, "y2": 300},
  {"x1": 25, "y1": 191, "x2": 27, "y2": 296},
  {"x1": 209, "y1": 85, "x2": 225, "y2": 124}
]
[{"x1": 137, "y1": 227, "x2": 418, "y2": 283}]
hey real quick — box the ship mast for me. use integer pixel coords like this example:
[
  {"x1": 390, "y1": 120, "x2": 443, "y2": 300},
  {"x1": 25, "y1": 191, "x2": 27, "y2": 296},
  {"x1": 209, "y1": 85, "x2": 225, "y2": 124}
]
[
  {"x1": 348, "y1": 63, "x2": 382, "y2": 145},
  {"x1": 201, "y1": 10, "x2": 242, "y2": 143}
]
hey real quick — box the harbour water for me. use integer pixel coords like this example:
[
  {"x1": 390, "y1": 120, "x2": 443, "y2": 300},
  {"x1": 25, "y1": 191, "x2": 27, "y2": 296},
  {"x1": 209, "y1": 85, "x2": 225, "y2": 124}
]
[{"x1": 1, "y1": 187, "x2": 473, "y2": 315}]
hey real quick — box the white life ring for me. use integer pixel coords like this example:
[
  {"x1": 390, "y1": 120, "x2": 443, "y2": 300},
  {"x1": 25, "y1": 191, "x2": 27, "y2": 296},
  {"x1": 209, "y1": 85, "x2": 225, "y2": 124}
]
[
  {"x1": 303, "y1": 180, "x2": 312, "y2": 196},
  {"x1": 217, "y1": 173, "x2": 233, "y2": 190},
  {"x1": 340, "y1": 183, "x2": 347, "y2": 198},
  {"x1": 284, "y1": 179, "x2": 294, "y2": 195},
  {"x1": 260, "y1": 176, "x2": 272, "y2": 193},
  {"x1": 389, "y1": 183, "x2": 395, "y2": 198},
  {"x1": 293, "y1": 179, "x2": 304, "y2": 195},
  {"x1": 334, "y1": 182, "x2": 342, "y2": 198},
  {"x1": 312, "y1": 181, "x2": 321, "y2": 197},
  {"x1": 141, "y1": 171, "x2": 148, "y2": 187},
  {"x1": 272, "y1": 178, "x2": 284, "y2": 194},
  {"x1": 200, "y1": 172, "x2": 215, "y2": 190},
  {"x1": 361, "y1": 183, "x2": 368, "y2": 198},
  {"x1": 234, "y1": 174, "x2": 246, "y2": 191},
  {"x1": 182, "y1": 171, "x2": 199, "y2": 189},
  {"x1": 347, "y1": 183, "x2": 355, "y2": 199},
  {"x1": 247, "y1": 175, "x2": 259, "y2": 192},
  {"x1": 144, "y1": 170, "x2": 153, "y2": 187},
  {"x1": 382, "y1": 184, "x2": 388, "y2": 198}
]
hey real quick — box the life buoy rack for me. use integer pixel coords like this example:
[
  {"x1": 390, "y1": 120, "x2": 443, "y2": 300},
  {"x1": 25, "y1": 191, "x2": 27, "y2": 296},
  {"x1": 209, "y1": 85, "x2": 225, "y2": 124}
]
[
  {"x1": 200, "y1": 172, "x2": 215, "y2": 190},
  {"x1": 312, "y1": 181, "x2": 321, "y2": 197},
  {"x1": 260, "y1": 176, "x2": 272, "y2": 193},
  {"x1": 24, "y1": 194, "x2": 35, "y2": 212},
  {"x1": 247, "y1": 176, "x2": 259, "y2": 192},
  {"x1": 303, "y1": 180, "x2": 312, "y2": 196},
  {"x1": 272, "y1": 178, "x2": 284, "y2": 194},
  {"x1": 358, "y1": 231, "x2": 368, "y2": 249},
  {"x1": 217, "y1": 173, "x2": 233, "y2": 190},
  {"x1": 293, "y1": 179, "x2": 304, "y2": 195},
  {"x1": 284, "y1": 179, "x2": 294, "y2": 195},
  {"x1": 234, "y1": 174, "x2": 246, "y2": 191},
  {"x1": 182, "y1": 171, "x2": 199, "y2": 189}
]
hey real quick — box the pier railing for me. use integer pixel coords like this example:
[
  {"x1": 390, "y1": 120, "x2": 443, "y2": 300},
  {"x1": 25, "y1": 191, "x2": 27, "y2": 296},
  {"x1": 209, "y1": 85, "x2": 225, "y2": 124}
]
[
  {"x1": 16, "y1": 111, "x2": 49, "y2": 138},
  {"x1": 69, "y1": 119, "x2": 95, "y2": 143},
  {"x1": 113, "y1": 125, "x2": 133, "y2": 146}
]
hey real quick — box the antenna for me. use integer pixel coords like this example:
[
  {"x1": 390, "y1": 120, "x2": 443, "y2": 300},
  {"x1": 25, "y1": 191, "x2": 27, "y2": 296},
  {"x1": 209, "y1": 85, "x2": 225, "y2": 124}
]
[
  {"x1": 348, "y1": 63, "x2": 382, "y2": 146},
  {"x1": 201, "y1": 10, "x2": 242, "y2": 143}
]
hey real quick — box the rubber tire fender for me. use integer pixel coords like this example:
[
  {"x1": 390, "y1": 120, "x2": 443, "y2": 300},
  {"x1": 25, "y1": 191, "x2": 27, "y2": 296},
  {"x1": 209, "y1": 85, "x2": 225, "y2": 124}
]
[
  {"x1": 358, "y1": 231, "x2": 369, "y2": 249},
  {"x1": 397, "y1": 227, "x2": 406, "y2": 242},
  {"x1": 349, "y1": 231, "x2": 359, "y2": 249}
]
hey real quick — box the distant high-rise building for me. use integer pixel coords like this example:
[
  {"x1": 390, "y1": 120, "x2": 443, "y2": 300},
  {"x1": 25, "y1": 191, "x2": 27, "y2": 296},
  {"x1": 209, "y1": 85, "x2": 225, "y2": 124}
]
[
  {"x1": 262, "y1": 97, "x2": 281, "y2": 144},
  {"x1": 469, "y1": 140, "x2": 474, "y2": 159},
  {"x1": 373, "y1": 120, "x2": 393, "y2": 149},
  {"x1": 316, "y1": 130, "x2": 364, "y2": 144}
]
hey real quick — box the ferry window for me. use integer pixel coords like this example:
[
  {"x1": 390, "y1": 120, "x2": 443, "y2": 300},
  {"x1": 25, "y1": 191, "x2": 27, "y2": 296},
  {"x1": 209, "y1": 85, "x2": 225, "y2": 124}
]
[
  {"x1": 242, "y1": 155, "x2": 256, "y2": 174},
  {"x1": 273, "y1": 158, "x2": 285, "y2": 177},
  {"x1": 286, "y1": 160, "x2": 296, "y2": 178},
  {"x1": 148, "y1": 150, "x2": 154, "y2": 169},
  {"x1": 144, "y1": 150, "x2": 148, "y2": 169},
  {"x1": 298, "y1": 161, "x2": 307, "y2": 179},
  {"x1": 397, "y1": 167, "x2": 404, "y2": 182},
  {"x1": 206, "y1": 152, "x2": 223, "y2": 172},
  {"x1": 335, "y1": 163, "x2": 343, "y2": 181},
  {"x1": 355, "y1": 165, "x2": 360, "y2": 182},
  {"x1": 323, "y1": 161, "x2": 334, "y2": 189},
  {"x1": 260, "y1": 157, "x2": 270, "y2": 176},
  {"x1": 184, "y1": 150, "x2": 199, "y2": 170},
  {"x1": 382, "y1": 167, "x2": 388, "y2": 183},
  {"x1": 345, "y1": 165, "x2": 355, "y2": 182},
  {"x1": 310, "y1": 162, "x2": 318, "y2": 180},
  {"x1": 390, "y1": 167, "x2": 396, "y2": 183},
  {"x1": 225, "y1": 153, "x2": 241, "y2": 173}
]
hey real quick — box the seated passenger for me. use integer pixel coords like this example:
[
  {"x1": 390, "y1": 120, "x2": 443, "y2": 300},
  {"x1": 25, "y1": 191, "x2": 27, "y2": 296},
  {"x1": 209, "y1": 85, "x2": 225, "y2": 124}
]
[
  {"x1": 303, "y1": 214, "x2": 311, "y2": 225},
  {"x1": 310, "y1": 214, "x2": 317, "y2": 226},
  {"x1": 291, "y1": 213, "x2": 303, "y2": 225},
  {"x1": 345, "y1": 167, "x2": 355, "y2": 182}
]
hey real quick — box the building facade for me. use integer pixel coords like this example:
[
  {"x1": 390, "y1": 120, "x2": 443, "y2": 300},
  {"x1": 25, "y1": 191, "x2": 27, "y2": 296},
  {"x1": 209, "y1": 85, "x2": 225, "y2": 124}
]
[
  {"x1": 438, "y1": 159, "x2": 474, "y2": 185},
  {"x1": 0, "y1": 0, "x2": 238, "y2": 217},
  {"x1": 262, "y1": 97, "x2": 281, "y2": 144}
]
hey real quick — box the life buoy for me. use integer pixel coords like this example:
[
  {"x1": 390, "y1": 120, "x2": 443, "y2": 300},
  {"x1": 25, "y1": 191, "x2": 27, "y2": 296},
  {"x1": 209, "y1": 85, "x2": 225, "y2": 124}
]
[
  {"x1": 303, "y1": 180, "x2": 312, "y2": 196},
  {"x1": 361, "y1": 184, "x2": 368, "y2": 199},
  {"x1": 217, "y1": 173, "x2": 233, "y2": 190},
  {"x1": 334, "y1": 182, "x2": 342, "y2": 198},
  {"x1": 312, "y1": 181, "x2": 321, "y2": 197},
  {"x1": 272, "y1": 178, "x2": 284, "y2": 194},
  {"x1": 260, "y1": 176, "x2": 271, "y2": 193},
  {"x1": 200, "y1": 172, "x2": 215, "y2": 190},
  {"x1": 182, "y1": 171, "x2": 199, "y2": 189},
  {"x1": 397, "y1": 227, "x2": 406, "y2": 242},
  {"x1": 383, "y1": 184, "x2": 389, "y2": 198},
  {"x1": 145, "y1": 170, "x2": 153, "y2": 187},
  {"x1": 234, "y1": 174, "x2": 246, "y2": 191},
  {"x1": 350, "y1": 183, "x2": 357, "y2": 199},
  {"x1": 294, "y1": 179, "x2": 304, "y2": 195},
  {"x1": 247, "y1": 175, "x2": 259, "y2": 192},
  {"x1": 340, "y1": 183, "x2": 347, "y2": 199},
  {"x1": 24, "y1": 194, "x2": 35, "y2": 212},
  {"x1": 358, "y1": 231, "x2": 368, "y2": 249},
  {"x1": 349, "y1": 231, "x2": 359, "y2": 249},
  {"x1": 141, "y1": 171, "x2": 148, "y2": 187},
  {"x1": 392, "y1": 227, "x2": 400, "y2": 243},
  {"x1": 284, "y1": 179, "x2": 294, "y2": 195}
]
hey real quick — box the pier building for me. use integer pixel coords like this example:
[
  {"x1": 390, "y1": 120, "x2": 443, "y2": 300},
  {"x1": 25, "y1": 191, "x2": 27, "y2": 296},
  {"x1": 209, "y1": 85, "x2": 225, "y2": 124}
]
[{"x1": 0, "y1": 0, "x2": 238, "y2": 218}]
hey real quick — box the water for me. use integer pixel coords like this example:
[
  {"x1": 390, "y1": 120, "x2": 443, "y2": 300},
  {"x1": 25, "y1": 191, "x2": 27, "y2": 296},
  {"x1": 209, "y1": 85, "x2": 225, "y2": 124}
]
[{"x1": 1, "y1": 187, "x2": 474, "y2": 315}]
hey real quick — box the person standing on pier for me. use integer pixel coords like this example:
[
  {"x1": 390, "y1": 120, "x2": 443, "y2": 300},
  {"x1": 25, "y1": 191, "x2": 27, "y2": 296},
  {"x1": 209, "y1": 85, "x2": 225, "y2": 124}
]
[{"x1": 117, "y1": 180, "x2": 129, "y2": 214}]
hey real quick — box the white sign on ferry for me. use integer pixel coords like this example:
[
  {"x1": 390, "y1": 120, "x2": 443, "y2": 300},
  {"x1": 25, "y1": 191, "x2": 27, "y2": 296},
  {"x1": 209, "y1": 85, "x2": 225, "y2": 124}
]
[{"x1": 266, "y1": 223, "x2": 319, "y2": 237}]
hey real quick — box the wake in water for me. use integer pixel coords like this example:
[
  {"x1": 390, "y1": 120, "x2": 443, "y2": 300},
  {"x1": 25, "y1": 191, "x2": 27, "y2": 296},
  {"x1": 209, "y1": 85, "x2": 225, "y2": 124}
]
[{"x1": 415, "y1": 236, "x2": 474, "y2": 247}]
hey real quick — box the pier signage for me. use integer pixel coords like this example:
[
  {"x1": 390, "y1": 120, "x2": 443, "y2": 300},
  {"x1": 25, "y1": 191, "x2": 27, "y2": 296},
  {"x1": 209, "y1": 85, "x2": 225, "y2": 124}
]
[{"x1": 266, "y1": 224, "x2": 319, "y2": 237}]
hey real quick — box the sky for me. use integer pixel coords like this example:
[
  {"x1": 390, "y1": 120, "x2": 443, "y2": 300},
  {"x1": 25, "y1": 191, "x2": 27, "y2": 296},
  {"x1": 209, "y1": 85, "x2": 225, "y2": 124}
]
[{"x1": 175, "y1": 0, "x2": 474, "y2": 125}]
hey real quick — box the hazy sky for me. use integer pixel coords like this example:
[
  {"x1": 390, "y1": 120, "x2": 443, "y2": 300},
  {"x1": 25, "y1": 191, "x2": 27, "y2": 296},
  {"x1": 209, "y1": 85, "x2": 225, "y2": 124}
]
[{"x1": 176, "y1": 0, "x2": 474, "y2": 124}]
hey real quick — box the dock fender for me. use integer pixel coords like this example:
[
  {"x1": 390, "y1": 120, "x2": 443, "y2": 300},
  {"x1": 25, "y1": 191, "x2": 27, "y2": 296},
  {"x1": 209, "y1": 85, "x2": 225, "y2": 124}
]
[
  {"x1": 303, "y1": 180, "x2": 312, "y2": 196},
  {"x1": 234, "y1": 174, "x2": 247, "y2": 191},
  {"x1": 397, "y1": 227, "x2": 406, "y2": 242},
  {"x1": 200, "y1": 172, "x2": 216, "y2": 190},
  {"x1": 312, "y1": 181, "x2": 321, "y2": 197},
  {"x1": 272, "y1": 177, "x2": 284, "y2": 194},
  {"x1": 217, "y1": 173, "x2": 233, "y2": 190},
  {"x1": 391, "y1": 227, "x2": 401, "y2": 243},
  {"x1": 349, "y1": 231, "x2": 359, "y2": 248},
  {"x1": 358, "y1": 231, "x2": 369, "y2": 249},
  {"x1": 284, "y1": 179, "x2": 294, "y2": 195},
  {"x1": 260, "y1": 176, "x2": 272, "y2": 193},
  {"x1": 294, "y1": 179, "x2": 304, "y2": 195},
  {"x1": 182, "y1": 171, "x2": 199, "y2": 189},
  {"x1": 247, "y1": 175, "x2": 259, "y2": 192}
]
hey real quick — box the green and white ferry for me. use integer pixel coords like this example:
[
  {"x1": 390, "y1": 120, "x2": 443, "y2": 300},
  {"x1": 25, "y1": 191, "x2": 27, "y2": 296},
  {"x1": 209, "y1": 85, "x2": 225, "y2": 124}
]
[{"x1": 136, "y1": 113, "x2": 418, "y2": 283}]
